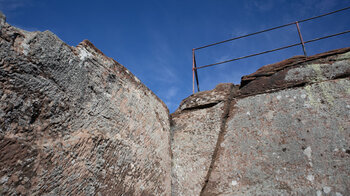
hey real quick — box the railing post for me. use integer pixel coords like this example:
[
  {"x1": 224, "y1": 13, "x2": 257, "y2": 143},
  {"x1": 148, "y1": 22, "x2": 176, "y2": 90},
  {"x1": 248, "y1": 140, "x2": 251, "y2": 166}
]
[
  {"x1": 191, "y1": 7, "x2": 350, "y2": 93},
  {"x1": 192, "y1": 49, "x2": 195, "y2": 94},
  {"x1": 295, "y1": 21, "x2": 307, "y2": 56}
]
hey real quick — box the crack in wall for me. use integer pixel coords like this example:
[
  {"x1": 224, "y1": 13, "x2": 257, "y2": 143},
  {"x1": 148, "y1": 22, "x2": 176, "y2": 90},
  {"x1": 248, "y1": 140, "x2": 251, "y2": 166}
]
[
  {"x1": 199, "y1": 85, "x2": 236, "y2": 196},
  {"x1": 196, "y1": 75, "x2": 350, "y2": 195},
  {"x1": 182, "y1": 102, "x2": 221, "y2": 111}
]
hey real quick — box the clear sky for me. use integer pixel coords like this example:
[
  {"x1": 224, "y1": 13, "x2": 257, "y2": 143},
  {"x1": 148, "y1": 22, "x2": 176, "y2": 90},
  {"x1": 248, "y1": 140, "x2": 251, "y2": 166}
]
[{"x1": 1, "y1": 0, "x2": 350, "y2": 112}]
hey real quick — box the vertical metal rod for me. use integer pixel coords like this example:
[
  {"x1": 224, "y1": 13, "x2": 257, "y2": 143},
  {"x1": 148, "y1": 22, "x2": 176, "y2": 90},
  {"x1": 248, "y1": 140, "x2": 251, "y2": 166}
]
[
  {"x1": 295, "y1": 21, "x2": 307, "y2": 56},
  {"x1": 194, "y1": 54, "x2": 200, "y2": 92},
  {"x1": 192, "y1": 49, "x2": 195, "y2": 94}
]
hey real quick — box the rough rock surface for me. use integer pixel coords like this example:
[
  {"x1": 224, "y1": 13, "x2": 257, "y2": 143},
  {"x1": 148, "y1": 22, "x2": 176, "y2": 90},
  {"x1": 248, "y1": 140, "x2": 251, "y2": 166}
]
[
  {"x1": 171, "y1": 83, "x2": 235, "y2": 196},
  {"x1": 1, "y1": 11, "x2": 350, "y2": 196},
  {"x1": 239, "y1": 48, "x2": 350, "y2": 97},
  {"x1": 203, "y1": 78, "x2": 350, "y2": 195},
  {"x1": 172, "y1": 48, "x2": 350, "y2": 196},
  {"x1": 0, "y1": 13, "x2": 171, "y2": 195}
]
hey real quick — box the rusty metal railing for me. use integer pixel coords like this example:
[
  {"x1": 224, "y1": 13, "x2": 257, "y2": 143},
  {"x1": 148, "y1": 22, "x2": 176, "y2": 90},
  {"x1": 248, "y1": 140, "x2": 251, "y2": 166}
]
[{"x1": 192, "y1": 6, "x2": 350, "y2": 93}]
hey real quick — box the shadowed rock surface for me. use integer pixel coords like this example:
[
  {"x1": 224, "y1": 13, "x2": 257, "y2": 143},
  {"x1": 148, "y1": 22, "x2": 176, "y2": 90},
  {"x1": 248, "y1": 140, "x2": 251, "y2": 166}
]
[
  {"x1": 1, "y1": 12, "x2": 350, "y2": 196},
  {"x1": 0, "y1": 13, "x2": 171, "y2": 195}
]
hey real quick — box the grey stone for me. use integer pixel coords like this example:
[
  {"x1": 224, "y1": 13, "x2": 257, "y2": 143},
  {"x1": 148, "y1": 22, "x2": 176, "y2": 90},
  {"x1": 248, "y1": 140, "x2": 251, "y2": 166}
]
[
  {"x1": 1, "y1": 11, "x2": 350, "y2": 196},
  {"x1": 172, "y1": 47, "x2": 350, "y2": 195},
  {"x1": 0, "y1": 16, "x2": 171, "y2": 195}
]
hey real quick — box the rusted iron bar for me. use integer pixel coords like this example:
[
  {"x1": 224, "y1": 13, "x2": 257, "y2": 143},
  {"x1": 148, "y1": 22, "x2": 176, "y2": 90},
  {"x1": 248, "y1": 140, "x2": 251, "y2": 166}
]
[
  {"x1": 298, "y1": 6, "x2": 350, "y2": 23},
  {"x1": 295, "y1": 21, "x2": 307, "y2": 56},
  {"x1": 195, "y1": 29, "x2": 350, "y2": 70},
  {"x1": 193, "y1": 50, "x2": 200, "y2": 92},
  {"x1": 192, "y1": 49, "x2": 195, "y2": 94},
  {"x1": 194, "y1": 22, "x2": 295, "y2": 50},
  {"x1": 192, "y1": 6, "x2": 350, "y2": 92},
  {"x1": 194, "y1": 6, "x2": 350, "y2": 51},
  {"x1": 304, "y1": 29, "x2": 350, "y2": 44},
  {"x1": 192, "y1": 49, "x2": 200, "y2": 93},
  {"x1": 195, "y1": 43, "x2": 301, "y2": 70}
]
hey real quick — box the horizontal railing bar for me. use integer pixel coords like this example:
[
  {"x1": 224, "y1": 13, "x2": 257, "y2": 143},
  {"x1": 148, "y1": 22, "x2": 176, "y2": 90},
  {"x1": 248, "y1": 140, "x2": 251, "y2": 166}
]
[
  {"x1": 304, "y1": 29, "x2": 350, "y2": 44},
  {"x1": 194, "y1": 6, "x2": 350, "y2": 51},
  {"x1": 195, "y1": 43, "x2": 301, "y2": 69},
  {"x1": 195, "y1": 30, "x2": 350, "y2": 70},
  {"x1": 299, "y1": 6, "x2": 350, "y2": 23},
  {"x1": 194, "y1": 22, "x2": 295, "y2": 50}
]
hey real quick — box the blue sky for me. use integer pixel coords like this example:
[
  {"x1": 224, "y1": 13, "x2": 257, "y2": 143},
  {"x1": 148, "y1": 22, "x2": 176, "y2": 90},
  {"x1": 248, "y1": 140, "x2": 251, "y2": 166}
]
[{"x1": 1, "y1": 0, "x2": 350, "y2": 112}]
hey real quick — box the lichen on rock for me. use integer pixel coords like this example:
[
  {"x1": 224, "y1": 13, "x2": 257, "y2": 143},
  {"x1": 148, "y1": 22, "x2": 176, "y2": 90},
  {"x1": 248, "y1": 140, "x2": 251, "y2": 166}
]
[
  {"x1": 0, "y1": 12, "x2": 171, "y2": 195},
  {"x1": 1, "y1": 11, "x2": 350, "y2": 196}
]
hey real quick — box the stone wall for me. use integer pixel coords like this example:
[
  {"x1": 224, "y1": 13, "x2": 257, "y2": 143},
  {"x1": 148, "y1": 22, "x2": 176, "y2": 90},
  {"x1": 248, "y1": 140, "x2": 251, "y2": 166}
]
[
  {"x1": 1, "y1": 11, "x2": 350, "y2": 196},
  {"x1": 171, "y1": 48, "x2": 350, "y2": 196},
  {"x1": 0, "y1": 13, "x2": 171, "y2": 195},
  {"x1": 171, "y1": 83, "x2": 235, "y2": 195}
]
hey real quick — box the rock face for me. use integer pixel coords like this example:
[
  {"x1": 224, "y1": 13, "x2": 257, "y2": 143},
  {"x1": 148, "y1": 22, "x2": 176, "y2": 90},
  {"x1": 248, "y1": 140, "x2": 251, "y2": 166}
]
[
  {"x1": 204, "y1": 78, "x2": 350, "y2": 195},
  {"x1": 172, "y1": 48, "x2": 350, "y2": 196},
  {"x1": 0, "y1": 13, "x2": 171, "y2": 195},
  {"x1": 171, "y1": 83, "x2": 236, "y2": 195},
  {"x1": 1, "y1": 12, "x2": 350, "y2": 196}
]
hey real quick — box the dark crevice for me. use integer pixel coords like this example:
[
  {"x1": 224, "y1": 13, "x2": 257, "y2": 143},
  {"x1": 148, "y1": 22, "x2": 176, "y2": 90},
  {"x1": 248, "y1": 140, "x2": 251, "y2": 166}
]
[
  {"x1": 238, "y1": 80, "x2": 310, "y2": 99},
  {"x1": 10, "y1": 32, "x2": 23, "y2": 47},
  {"x1": 292, "y1": 82, "x2": 307, "y2": 88},
  {"x1": 239, "y1": 47, "x2": 350, "y2": 89},
  {"x1": 182, "y1": 102, "x2": 220, "y2": 111},
  {"x1": 89, "y1": 85, "x2": 98, "y2": 94},
  {"x1": 236, "y1": 77, "x2": 337, "y2": 99},
  {"x1": 333, "y1": 72, "x2": 350, "y2": 80},
  {"x1": 29, "y1": 101, "x2": 41, "y2": 124},
  {"x1": 102, "y1": 115, "x2": 111, "y2": 120},
  {"x1": 199, "y1": 85, "x2": 235, "y2": 196}
]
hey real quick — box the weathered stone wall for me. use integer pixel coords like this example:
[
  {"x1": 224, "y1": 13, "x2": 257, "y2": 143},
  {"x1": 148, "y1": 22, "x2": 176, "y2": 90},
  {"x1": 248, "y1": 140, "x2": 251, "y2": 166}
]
[
  {"x1": 1, "y1": 11, "x2": 350, "y2": 196},
  {"x1": 171, "y1": 83, "x2": 235, "y2": 195},
  {"x1": 0, "y1": 13, "x2": 171, "y2": 195},
  {"x1": 203, "y1": 78, "x2": 350, "y2": 195},
  {"x1": 171, "y1": 49, "x2": 350, "y2": 196}
]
